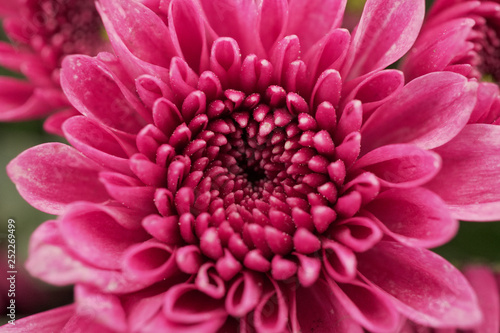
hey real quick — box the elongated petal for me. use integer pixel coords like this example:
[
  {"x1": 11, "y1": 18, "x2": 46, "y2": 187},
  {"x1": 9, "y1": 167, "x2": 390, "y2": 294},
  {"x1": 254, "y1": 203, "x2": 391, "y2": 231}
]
[
  {"x1": 357, "y1": 242, "x2": 482, "y2": 328},
  {"x1": 353, "y1": 144, "x2": 442, "y2": 188},
  {"x1": 344, "y1": 0, "x2": 425, "y2": 79},
  {"x1": 426, "y1": 124, "x2": 500, "y2": 221},
  {"x1": 7, "y1": 143, "x2": 109, "y2": 215},
  {"x1": 286, "y1": 0, "x2": 347, "y2": 51},
  {"x1": 361, "y1": 72, "x2": 477, "y2": 153},
  {"x1": 0, "y1": 305, "x2": 75, "y2": 333},
  {"x1": 365, "y1": 188, "x2": 458, "y2": 248}
]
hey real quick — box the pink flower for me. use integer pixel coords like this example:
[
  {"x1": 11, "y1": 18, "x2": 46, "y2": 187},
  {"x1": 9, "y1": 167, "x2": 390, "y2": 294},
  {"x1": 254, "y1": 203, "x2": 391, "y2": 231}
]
[
  {"x1": 402, "y1": 265, "x2": 500, "y2": 332},
  {"x1": 401, "y1": 0, "x2": 500, "y2": 124},
  {"x1": 5, "y1": 0, "x2": 500, "y2": 331},
  {"x1": 0, "y1": 0, "x2": 109, "y2": 128}
]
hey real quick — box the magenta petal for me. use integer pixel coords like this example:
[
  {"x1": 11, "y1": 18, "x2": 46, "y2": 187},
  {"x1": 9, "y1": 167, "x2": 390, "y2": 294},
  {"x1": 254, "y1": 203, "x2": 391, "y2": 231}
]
[
  {"x1": 0, "y1": 304, "x2": 75, "y2": 332},
  {"x1": 74, "y1": 285, "x2": 128, "y2": 332},
  {"x1": 195, "y1": 263, "x2": 226, "y2": 299},
  {"x1": 225, "y1": 271, "x2": 263, "y2": 317},
  {"x1": 426, "y1": 124, "x2": 500, "y2": 221},
  {"x1": 44, "y1": 108, "x2": 79, "y2": 136},
  {"x1": 286, "y1": 0, "x2": 347, "y2": 50},
  {"x1": 253, "y1": 278, "x2": 288, "y2": 333},
  {"x1": 100, "y1": 172, "x2": 156, "y2": 212},
  {"x1": 365, "y1": 187, "x2": 458, "y2": 248},
  {"x1": 326, "y1": 277, "x2": 401, "y2": 332},
  {"x1": 357, "y1": 242, "x2": 482, "y2": 328},
  {"x1": 343, "y1": 0, "x2": 425, "y2": 79},
  {"x1": 293, "y1": 279, "x2": 364, "y2": 333},
  {"x1": 331, "y1": 217, "x2": 383, "y2": 252},
  {"x1": 60, "y1": 203, "x2": 148, "y2": 269},
  {"x1": 322, "y1": 239, "x2": 357, "y2": 283},
  {"x1": 122, "y1": 240, "x2": 177, "y2": 284},
  {"x1": 353, "y1": 144, "x2": 442, "y2": 188},
  {"x1": 7, "y1": 143, "x2": 109, "y2": 215},
  {"x1": 61, "y1": 55, "x2": 145, "y2": 134},
  {"x1": 98, "y1": 0, "x2": 176, "y2": 68},
  {"x1": 169, "y1": 0, "x2": 209, "y2": 73},
  {"x1": 361, "y1": 72, "x2": 477, "y2": 153},
  {"x1": 163, "y1": 283, "x2": 227, "y2": 324},
  {"x1": 401, "y1": 18, "x2": 474, "y2": 81},
  {"x1": 463, "y1": 266, "x2": 500, "y2": 333},
  {"x1": 258, "y1": 0, "x2": 288, "y2": 53}
]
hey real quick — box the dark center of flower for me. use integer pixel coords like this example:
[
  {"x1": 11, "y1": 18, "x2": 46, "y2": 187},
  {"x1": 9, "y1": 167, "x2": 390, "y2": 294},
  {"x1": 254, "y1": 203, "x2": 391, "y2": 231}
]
[{"x1": 470, "y1": 13, "x2": 500, "y2": 82}]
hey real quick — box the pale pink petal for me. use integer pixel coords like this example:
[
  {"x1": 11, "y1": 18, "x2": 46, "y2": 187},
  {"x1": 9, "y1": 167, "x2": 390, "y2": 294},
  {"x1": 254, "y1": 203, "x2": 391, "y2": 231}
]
[
  {"x1": 361, "y1": 72, "x2": 477, "y2": 153},
  {"x1": 426, "y1": 124, "x2": 500, "y2": 221},
  {"x1": 343, "y1": 0, "x2": 425, "y2": 79},
  {"x1": 0, "y1": 305, "x2": 75, "y2": 333},
  {"x1": 7, "y1": 143, "x2": 109, "y2": 215},
  {"x1": 286, "y1": 0, "x2": 347, "y2": 50},
  {"x1": 357, "y1": 242, "x2": 482, "y2": 328},
  {"x1": 60, "y1": 203, "x2": 148, "y2": 269},
  {"x1": 463, "y1": 266, "x2": 500, "y2": 333},
  {"x1": 401, "y1": 18, "x2": 475, "y2": 81},
  {"x1": 365, "y1": 187, "x2": 458, "y2": 248},
  {"x1": 61, "y1": 55, "x2": 146, "y2": 134}
]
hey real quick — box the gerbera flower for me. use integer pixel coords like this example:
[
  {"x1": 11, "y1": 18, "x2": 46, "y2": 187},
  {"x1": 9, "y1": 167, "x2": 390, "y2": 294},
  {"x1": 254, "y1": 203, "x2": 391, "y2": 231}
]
[
  {"x1": 6, "y1": 0, "x2": 500, "y2": 331},
  {"x1": 0, "y1": 0, "x2": 108, "y2": 129},
  {"x1": 402, "y1": 265, "x2": 500, "y2": 332},
  {"x1": 401, "y1": 0, "x2": 500, "y2": 124}
]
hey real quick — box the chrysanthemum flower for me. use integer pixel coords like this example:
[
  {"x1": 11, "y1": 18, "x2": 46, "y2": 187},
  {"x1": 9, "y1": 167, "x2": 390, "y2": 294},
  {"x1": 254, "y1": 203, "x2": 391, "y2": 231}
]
[
  {"x1": 5, "y1": 0, "x2": 500, "y2": 332},
  {"x1": 0, "y1": 0, "x2": 108, "y2": 127},
  {"x1": 401, "y1": 0, "x2": 500, "y2": 124},
  {"x1": 402, "y1": 265, "x2": 500, "y2": 332}
]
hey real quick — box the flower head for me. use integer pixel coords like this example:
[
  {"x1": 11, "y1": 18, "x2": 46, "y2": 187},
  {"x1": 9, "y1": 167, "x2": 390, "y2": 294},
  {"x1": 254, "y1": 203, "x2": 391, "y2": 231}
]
[
  {"x1": 0, "y1": 0, "x2": 108, "y2": 124},
  {"x1": 6, "y1": 0, "x2": 500, "y2": 332}
]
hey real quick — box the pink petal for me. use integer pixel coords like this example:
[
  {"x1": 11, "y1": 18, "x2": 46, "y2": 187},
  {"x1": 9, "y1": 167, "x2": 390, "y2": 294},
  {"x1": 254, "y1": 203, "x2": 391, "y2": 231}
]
[
  {"x1": 60, "y1": 203, "x2": 148, "y2": 270},
  {"x1": 44, "y1": 108, "x2": 79, "y2": 136},
  {"x1": 361, "y1": 72, "x2": 478, "y2": 153},
  {"x1": 61, "y1": 55, "x2": 145, "y2": 134},
  {"x1": 0, "y1": 304, "x2": 75, "y2": 333},
  {"x1": 330, "y1": 217, "x2": 383, "y2": 252},
  {"x1": 352, "y1": 144, "x2": 442, "y2": 188},
  {"x1": 7, "y1": 143, "x2": 109, "y2": 215},
  {"x1": 293, "y1": 279, "x2": 364, "y2": 333},
  {"x1": 365, "y1": 187, "x2": 458, "y2": 248},
  {"x1": 122, "y1": 240, "x2": 177, "y2": 284},
  {"x1": 343, "y1": 0, "x2": 425, "y2": 79},
  {"x1": 357, "y1": 242, "x2": 482, "y2": 328},
  {"x1": 286, "y1": 0, "x2": 347, "y2": 51},
  {"x1": 199, "y1": 0, "x2": 263, "y2": 57},
  {"x1": 326, "y1": 277, "x2": 401, "y2": 332},
  {"x1": 74, "y1": 285, "x2": 128, "y2": 332},
  {"x1": 253, "y1": 278, "x2": 288, "y2": 333},
  {"x1": 401, "y1": 18, "x2": 475, "y2": 81},
  {"x1": 463, "y1": 266, "x2": 500, "y2": 333},
  {"x1": 163, "y1": 283, "x2": 227, "y2": 324},
  {"x1": 258, "y1": 0, "x2": 288, "y2": 53},
  {"x1": 426, "y1": 124, "x2": 500, "y2": 221},
  {"x1": 98, "y1": 0, "x2": 176, "y2": 68},
  {"x1": 322, "y1": 239, "x2": 357, "y2": 283},
  {"x1": 225, "y1": 272, "x2": 263, "y2": 317},
  {"x1": 169, "y1": 0, "x2": 210, "y2": 73},
  {"x1": 195, "y1": 263, "x2": 226, "y2": 299}
]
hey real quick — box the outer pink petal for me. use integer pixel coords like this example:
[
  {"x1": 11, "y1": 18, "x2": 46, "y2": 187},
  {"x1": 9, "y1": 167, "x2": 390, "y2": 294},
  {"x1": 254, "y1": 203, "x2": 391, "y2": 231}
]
[
  {"x1": 357, "y1": 242, "x2": 482, "y2": 328},
  {"x1": 7, "y1": 143, "x2": 110, "y2": 215},
  {"x1": 365, "y1": 187, "x2": 458, "y2": 248},
  {"x1": 361, "y1": 72, "x2": 477, "y2": 154},
  {"x1": 352, "y1": 144, "x2": 442, "y2": 188},
  {"x1": 98, "y1": 0, "x2": 176, "y2": 68},
  {"x1": 61, "y1": 55, "x2": 146, "y2": 134},
  {"x1": 60, "y1": 202, "x2": 149, "y2": 270},
  {"x1": 258, "y1": 0, "x2": 289, "y2": 54},
  {"x1": 343, "y1": 0, "x2": 425, "y2": 79},
  {"x1": 426, "y1": 124, "x2": 500, "y2": 221},
  {"x1": 26, "y1": 221, "x2": 151, "y2": 293},
  {"x1": 463, "y1": 266, "x2": 500, "y2": 333},
  {"x1": 401, "y1": 18, "x2": 474, "y2": 81},
  {"x1": 286, "y1": 0, "x2": 347, "y2": 51},
  {"x1": 292, "y1": 279, "x2": 364, "y2": 333},
  {"x1": 0, "y1": 304, "x2": 75, "y2": 332}
]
